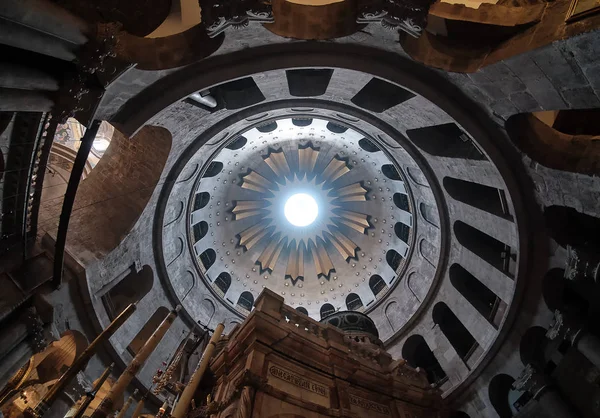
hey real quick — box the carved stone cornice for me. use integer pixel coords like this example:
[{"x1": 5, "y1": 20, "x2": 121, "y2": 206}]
[
  {"x1": 565, "y1": 244, "x2": 600, "y2": 283},
  {"x1": 199, "y1": 0, "x2": 274, "y2": 37},
  {"x1": 546, "y1": 309, "x2": 584, "y2": 347},
  {"x1": 357, "y1": 0, "x2": 436, "y2": 38},
  {"x1": 512, "y1": 364, "x2": 549, "y2": 399}
]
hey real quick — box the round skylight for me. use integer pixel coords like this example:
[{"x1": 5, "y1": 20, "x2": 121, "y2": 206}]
[{"x1": 284, "y1": 193, "x2": 319, "y2": 227}]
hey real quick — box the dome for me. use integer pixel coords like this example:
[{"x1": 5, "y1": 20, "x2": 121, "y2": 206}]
[{"x1": 319, "y1": 310, "x2": 380, "y2": 340}]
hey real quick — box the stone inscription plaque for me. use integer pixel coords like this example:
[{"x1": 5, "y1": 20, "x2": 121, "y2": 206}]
[
  {"x1": 349, "y1": 394, "x2": 391, "y2": 415},
  {"x1": 268, "y1": 365, "x2": 329, "y2": 397}
]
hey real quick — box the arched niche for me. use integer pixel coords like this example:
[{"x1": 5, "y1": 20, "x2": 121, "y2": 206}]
[
  {"x1": 402, "y1": 335, "x2": 447, "y2": 385},
  {"x1": 346, "y1": 293, "x2": 363, "y2": 311},
  {"x1": 103, "y1": 265, "x2": 154, "y2": 318},
  {"x1": 237, "y1": 292, "x2": 254, "y2": 312},
  {"x1": 320, "y1": 303, "x2": 335, "y2": 319},
  {"x1": 214, "y1": 272, "x2": 231, "y2": 295},
  {"x1": 369, "y1": 275, "x2": 387, "y2": 297},
  {"x1": 519, "y1": 326, "x2": 548, "y2": 367}
]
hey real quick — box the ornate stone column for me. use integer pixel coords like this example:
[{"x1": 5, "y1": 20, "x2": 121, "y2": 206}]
[
  {"x1": 546, "y1": 309, "x2": 600, "y2": 370},
  {"x1": 513, "y1": 364, "x2": 576, "y2": 418}
]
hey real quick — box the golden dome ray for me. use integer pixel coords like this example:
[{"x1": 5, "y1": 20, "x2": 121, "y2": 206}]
[
  {"x1": 232, "y1": 200, "x2": 267, "y2": 220},
  {"x1": 335, "y1": 183, "x2": 368, "y2": 202},
  {"x1": 326, "y1": 229, "x2": 359, "y2": 261},
  {"x1": 310, "y1": 238, "x2": 335, "y2": 278},
  {"x1": 257, "y1": 234, "x2": 287, "y2": 273},
  {"x1": 298, "y1": 145, "x2": 319, "y2": 174},
  {"x1": 238, "y1": 221, "x2": 273, "y2": 250},
  {"x1": 335, "y1": 210, "x2": 371, "y2": 234},
  {"x1": 285, "y1": 240, "x2": 306, "y2": 283},
  {"x1": 264, "y1": 150, "x2": 291, "y2": 178},
  {"x1": 241, "y1": 170, "x2": 275, "y2": 193},
  {"x1": 322, "y1": 156, "x2": 350, "y2": 183}
]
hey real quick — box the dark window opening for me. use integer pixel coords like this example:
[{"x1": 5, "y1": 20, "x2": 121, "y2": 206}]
[
  {"x1": 454, "y1": 221, "x2": 513, "y2": 276},
  {"x1": 358, "y1": 138, "x2": 380, "y2": 153},
  {"x1": 402, "y1": 335, "x2": 447, "y2": 385},
  {"x1": 394, "y1": 193, "x2": 410, "y2": 211},
  {"x1": 292, "y1": 118, "x2": 313, "y2": 127},
  {"x1": 193, "y1": 192, "x2": 210, "y2": 211},
  {"x1": 200, "y1": 248, "x2": 216, "y2": 270},
  {"x1": 320, "y1": 303, "x2": 336, "y2": 319},
  {"x1": 450, "y1": 264, "x2": 501, "y2": 328},
  {"x1": 386, "y1": 249, "x2": 402, "y2": 271},
  {"x1": 432, "y1": 302, "x2": 477, "y2": 360},
  {"x1": 193, "y1": 221, "x2": 208, "y2": 243},
  {"x1": 256, "y1": 121, "x2": 277, "y2": 133},
  {"x1": 215, "y1": 77, "x2": 265, "y2": 110},
  {"x1": 226, "y1": 136, "x2": 247, "y2": 150},
  {"x1": 128, "y1": 307, "x2": 169, "y2": 355},
  {"x1": 214, "y1": 272, "x2": 231, "y2": 294},
  {"x1": 237, "y1": 291, "x2": 254, "y2": 311},
  {"x1": 407, "y1": 123, "x2": 486, "y2": 160},
  {"x1": 203, "y1": 161, "x2": 223, "y2": 178},
  {"x1": 382, "y1": 164, "x2": 402, "y2": 181},
  {"x1": 351, "y1": 78, "x2": 415, "y2": 113},
  {"x1": 444, "y1": 177, "x2": 511, "y2": 220},
  {"x1": 394, "y1": 222, "x2": 410, "y2": 243},
  {"x1": 295, "y1": 306, "x2": 309, "y2": 315},
  {"x1": 346, "y1": 293, "x2": 363, "y2": 311},
  {"x1": 488, "y1": 374, "x2": 516, "y2": 418},
  {"x1": 286, "y1": 69, "x2": 334, "y2": 97},
  {"x1": 326, "y1": 121, "x2": 347, "y2": 133},
  {"x1": 369, "y1": 275, "x2": 387, "y2": 297}
]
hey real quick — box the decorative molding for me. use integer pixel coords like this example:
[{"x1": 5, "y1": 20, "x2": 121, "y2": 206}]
[
  {"x1": 357, "y1": 0, "x2": 437, "y2": 38},
  {"x1": 199, "y1": 0, "x2": 274, "y2": 37}
]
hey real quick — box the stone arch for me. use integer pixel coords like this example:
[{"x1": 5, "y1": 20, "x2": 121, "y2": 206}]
[
  {"x1": 402, "y1": 335, "x2": 447, "y2": 385},
  {"x1": 444, "y1": 177, "x2": 511, "y2": 220},
  {"x1": 214, "y1": 272, "x2": 231, "y2": 295},
  {"x1": 542, "y1": 268, "x2": 589, "y2": 315},
  {"x1": 419, "y1": 202, "x2": 439, "y2": 228},
  {"x1": 488, "y1": 374, "x2": 516, "y2": 418},
  {"x1": 36, "y1": 330, "x2": 88, "y2": 382},
  {"x1": 385, "y1": 300, "x2": 401, "y2": 331},
  {"x1": 543, "y1": 205, "x2": 600, "y2": 249},
  {"x1": 201, "y1": 298, "x2": 216, "y2": 325},
  {"x1": 103, "y1": 265, "x2": 154, "y2": 318},
  {"x1": 369, "y1": 275, "x2": 387, "y2": 297},
  {"x1": 506, "y1": 112, "x2": 600, "y2": 176},
  {"x1": 407, "y1": 123, "x2": 485, "y2": 160},
  {"x1": 432, "y1": 302, "x2": 478, "y2": 361},
  {"x1": 454, "y1": 221, "x2": 513, "y2": 276},
  {"x1": 128, "y1": 306, "x2": 170, "y2": 355}
]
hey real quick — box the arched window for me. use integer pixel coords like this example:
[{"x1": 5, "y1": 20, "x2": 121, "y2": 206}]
[
  {"x1": 358, "y1": 138, "x2": 379, "y2": 152},
  {"x1": 394, "y1": 222, "x2": 410, "y2": 243},
  {"x1": 394, "y1": 193, "x2": 410, "y2": 211},
  {"x1": 489, "y1": 374, "x2": 516, "y2": 418},
  {"x1": 369, "y1": 275, "x2": 387, "y2": 297},
  {"x1": 432, "y1": 302, "x2": 477, "y2": 361},
  {"x1": 226, "y1": 136, "x2": 247, "y2": 150},
  {"x1": 199, "y1": 248, "x2": 216, "y2": 270},
  {"x1": 386, "y1": 249, "x2": 402, "y2": 271},
  {"x1": 295, "y1": 307, "x2": 308, "y2": 315},
  {"x1": 237, "y1": 291, "x2": 254, "y2": 312},
  {"x1": 382, "y1": 164, "x2": 401, "y2": 181},
  {"x1": 192, "y1": 221, "x2": 208, "y2": 243},
  {"x1": 256, "y1": 121, "x2": 277, "y2": 133},
  {"x1": 193, "y1": 192, "x2": 210, "y2": 211},
  {"x1": 128, "y1": 307, "x2": 169, "y2": 355},
  {"x1": 346, "y1": 293, "x2": 363, "y2": 311},
  {"x1": 402, "y1": 335, "x2": 447, "y2": 385},
  {"x1": 214, "y1": 272, "x2": 231, "y2": 295},
  {"x1": 203, "y1": 161, "x2": 223, "y2": 178},
  {"x1": 326, "y1": 121, "x2": 347, "y2": 133},
  {"x1": 292, "y1": 118, "x2": 313, "y2": 127},
  {"x1": 320, "y1": 303, "x2": 335, "y2": 319},
  {"x1": 454, "y1": 221, "x2": 514, "y2": 276},
  {"x1": 519, "y1": 326, "x2": 548, "y2": 367},
  {"x1": 449, "y1": 264, "x2": 502, "y2": 328},
  {"x1": 104, "y1": 265, "x2": 154, "y2": 318}
]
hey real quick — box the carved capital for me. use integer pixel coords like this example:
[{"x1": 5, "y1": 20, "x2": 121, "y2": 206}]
[
  {"x1": 546, "y1": 310, "x2": 583, "y2": 344},
  {"x1": 78, "y1": 22, "x2": 122, "y2": 75},
  {"x1": 199, "y1": 0, "x2": 274, "y2": 37},
  {"x1": 513, "y1": 364, "x2": 548, "y2": 398},
  {"x1": 357, "y1": 0, "x2": 436, "y2": 38},
  {"x1": 565, "y1": 245, "x2": 600, "y2": 283}
]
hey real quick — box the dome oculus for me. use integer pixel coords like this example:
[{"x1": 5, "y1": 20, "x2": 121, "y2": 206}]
[{"x1": 284, "y1": 193, "x2": 319, "y2": 227}]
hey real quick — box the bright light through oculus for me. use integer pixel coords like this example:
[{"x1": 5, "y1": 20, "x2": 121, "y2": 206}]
[{"x1": 284, "y1": 193, "x2": 318, "y2": 227}]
